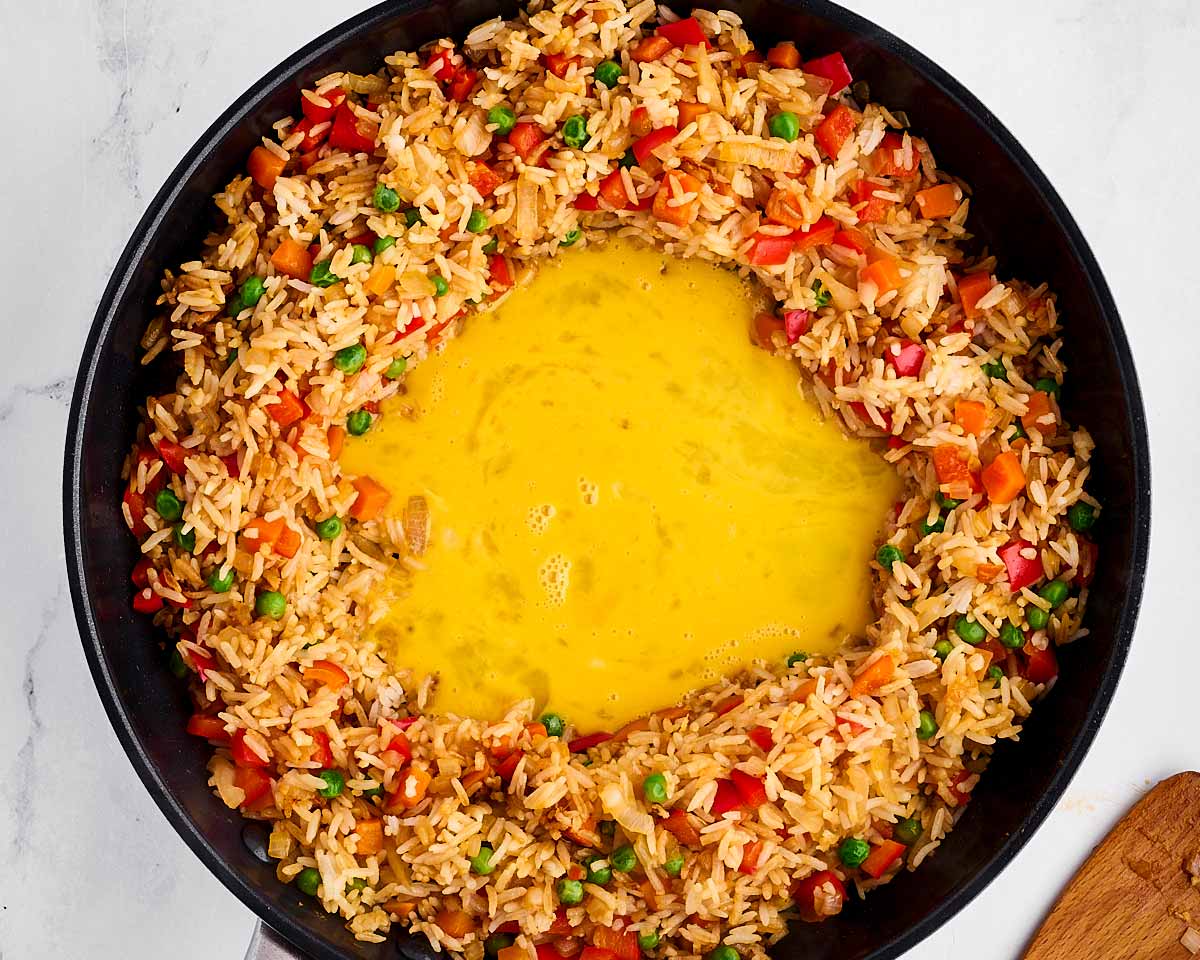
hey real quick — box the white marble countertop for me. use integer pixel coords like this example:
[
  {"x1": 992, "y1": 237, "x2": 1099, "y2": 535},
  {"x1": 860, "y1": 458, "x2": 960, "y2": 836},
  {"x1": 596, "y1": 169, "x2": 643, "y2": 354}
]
[{"x1": 2, "y1": 1, "x2": 1197, "y2": 957}]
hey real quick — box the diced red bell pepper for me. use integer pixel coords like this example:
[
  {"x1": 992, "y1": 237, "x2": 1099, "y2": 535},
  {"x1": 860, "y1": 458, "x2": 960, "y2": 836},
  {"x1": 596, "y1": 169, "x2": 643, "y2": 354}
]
[
  {"x1": 832, "y1": 228, "x2": 869, "y2": 254},
  {"x1": 305, "y1": 659, "x2": 350, "y2": 688},
  {"x1": 656, "y1": 16, "x2": 708, "y2": 47},
  {"x1": 124, "y1": 486, "x2": 149, "y2": 536},
  {"x1": 580, "y1": 949, "x2": 618, "y2": 960},
  {"x1": 1022, "y1": 642, "x2": 1059, "y2": 684},
  {"x1": 290, "y1": 117, "x2": 327, "y2": 152},
  {"x1": 710, "y1": 777, "x2": 743, "y2": 816},
  {"x1": 568, "y1": 731, "x2": 613, "y2": 752},
  {"x1": 747, "y1": 233, "x2": 796, "y2": 266},
  {"x1": 186, "y1": 713, "x2": 231, "y2": 743},
  {"x1": 860, "y1": 839, "x2": 906, "y2": 878},
  {"x1": 792, "y1": 215, "x2": 838, "y2": 251},
  {"x1": 383, "y1": 727, "x2": 412, "y2": 761},
  {"x1": 814, "y1": 104, "x2": 856, "y2": 159},
  {"x1": 632, "y1": 126, "x2": 679, "y2": 165},
  {"x1": 947, "y1": 770, "x2": 973, "y2": 806},
  {"x1": 591, "y1": 927, "x2": 639, "y2": 960},
  {"x1": 231, "y1": 729, "x2": 271, "y2": 768},
  {"x1": 489, "y1": 254, "x2": 513, "y2": 290},
  {"x1": 427, "y1": 48, "x2": 460, "y2": 83},
  {"x1": 803, "y1": 52, "x2": 853, "y2": 95},
  {"x1": 1076, "y1": 537, "x2": 1098, "y2": 587},
  {"x1": 131, "y1": 557, "x2": 154, "y2": 588},
  {"x1": 447, "y1": 67, "x2": 478, "y2": 102},
  {"x1": 870, "y1": 131, "x2": 919, "y2": 178},
  {"x1": 662, "y1": 807, "x2": 702, "y2": 846},
  {"x1": 747, "y1": 725, "x2": 775, "y2": 752},
  {"x1": 885, "y1": 340, "x2": 925, "y2": 377},
  {"x1": 508, "y1": 122, "x2": 547, "y2": 164},
  {"x1": 135, "y1": 447, "x2": 167, "y2": 494},
  {"x1": 999, "y1": 539, "x2": 1042, "y2": 592},
  {"x1": 792, "y1": 870, "x2": 847, "y2": 922},
  {"x1": 738, "y1": 839, "x2": 764, "y2": 875},
  {"x1": 220, "y1": 453, "x2": 240, "y2": 477},
  {"x1": 300, "y1": 87, "x2": 346, "y2": 123},
  {"x1": 850, "y1": 179, "x2": 894, "y2": 224},
  {"x1": 783, "y1": 309, "x2": 810, "y2": 343},
  {"x1": 156, "y1": 439, "x2": 189, "y2": 475},
  {"x1": 132, "y1": 586, "x2": 162, "y2": 614},
  {"x1": 544, "y1": 53, "x2": 582, "y2": 78},
  {"x1": 629, "y1": 106, "x2": 653, "y2": 138},
  {"x1": 851, "y1": 402, "x2": 892, "y2": 431},
  {"x1": 310, "y1": 729, "x2": 333, "y2": 767},
  {"x1": 597, "y1": 170, "x2": 633, "y2": 210},
  {"x1": 328, "y1": 102, "x2": 378, "y2": 153},
  {"x1": 574, "y1": 192, "x2": 600, "y2": 211},
  {"x1": 234, "y1": 766, "x2": 274, "y2": 810},
  {"x1": 495, "y1": 749, "x2": 524, "y2": 783},
  {"x1": 730, "y1": 769, "x2": 768, "y2": 807}
]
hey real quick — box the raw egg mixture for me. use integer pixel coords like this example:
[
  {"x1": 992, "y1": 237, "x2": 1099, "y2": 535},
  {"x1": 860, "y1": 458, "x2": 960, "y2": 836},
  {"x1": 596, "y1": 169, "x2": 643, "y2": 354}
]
[{"x1": 339, "y1": 240, "x2": 900, "y2": 729}]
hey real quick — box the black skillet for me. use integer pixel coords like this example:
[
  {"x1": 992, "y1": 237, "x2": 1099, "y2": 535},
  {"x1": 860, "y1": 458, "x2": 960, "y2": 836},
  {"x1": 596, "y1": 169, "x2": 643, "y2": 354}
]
[{"x1": 63, "y1": 0, "x2": 1151, "y2": 957}]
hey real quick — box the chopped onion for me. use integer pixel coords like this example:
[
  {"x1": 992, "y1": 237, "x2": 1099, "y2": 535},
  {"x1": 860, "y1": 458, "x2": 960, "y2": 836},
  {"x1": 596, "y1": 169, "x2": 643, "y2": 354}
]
[
  {"x1": 1182, "y1": 926, "x2": 1200, "y2": 955},
  {"x1": 813, "y1": 879, "x2": 844, "y2": 919},
  {"x1": 801, "y1": 73, "x2": 833, "y2": 99},
  {"x1": 514, "y1": 174, "x2": 540, "y2": 241},
  {"x1": 404, "y1": 495, "x2": 430, "y2": 555},
  {"x1": 715, "y1": 139, "x2": 808, "y2": 173},
  {"x1": 453, "y1": 111, "x2": 491, "y2": 157},
  {"x1": 599, "y1": 781, "x2": 654, "y2": 836},
  {"x1": 813, "y1": 268, "x2": 860, "y2": 311}
]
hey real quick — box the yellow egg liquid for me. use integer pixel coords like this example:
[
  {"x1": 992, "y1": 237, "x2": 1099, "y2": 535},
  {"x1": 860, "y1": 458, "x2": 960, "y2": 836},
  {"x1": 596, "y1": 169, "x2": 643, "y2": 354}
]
[{"x1": 340, "y1": 240, "x2": 901, "y2": 730}]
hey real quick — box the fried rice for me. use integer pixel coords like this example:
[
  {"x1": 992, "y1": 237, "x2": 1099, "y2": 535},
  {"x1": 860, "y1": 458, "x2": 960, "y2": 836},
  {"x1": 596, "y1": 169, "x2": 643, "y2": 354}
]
[{"x1": 120, "y1": 1, "x2": 1101, "y2": 956}]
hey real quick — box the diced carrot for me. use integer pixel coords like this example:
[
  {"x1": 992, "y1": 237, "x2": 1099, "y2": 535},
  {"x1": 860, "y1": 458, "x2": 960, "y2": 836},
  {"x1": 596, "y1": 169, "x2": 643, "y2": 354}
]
[
  {"x1": 860, "y1": 839, "x2": 906, "y2": 879},
  {"x1": 271, "y1": 237, "x2": 313, "y2": 280},
  {"x1": 790, "y1": 678, "x2": 818, "y2": 702},
  {"x1": 957, "y1": 272, "x2": 995, "y2": 319},
  {"x1": 833, "y1": 228, "x2": 869, "y2": 254},
  {"x1": 849, "y1": 654, "x2": 894, "y2": 698},
  {"x1": 355, "y1": 818, "x2": 384, "y2": 855},
  {"x1": 497, "y1": 946, "x2": 527, "y2": 960},
  {"x1": 738, "y1": 839, "x2": 764, "y2": 874},
  {"x1": 508, "y1": 122, "x2": 547, "y2": 163},
  {"x1": 386, "y1": 899, "x2": 417, "y2": 918},
  {"x1": 677, "y1": 101, "x2": 708, "y2": 128},
  {"x1": 598, "y1": 169, "x2": 633, "y2": 209},
  {"x1": 592, "y1": 927, "x2": 639, "y2": 960},
  {"x1": 274, "y1": 524, "x2": 302, "y2": 558},
  {"x1": 610, "y1": 716, "x2": 651, "y2": 743},
  {"x1": 869, "y1": 131, "x2": 918, "y2": 178},
  {"x1": 662, "y1": 808, "x2": 703, "y2": 847},
  {"x1": 304, "y1": 659, "x2": 350, "y2": 689},
  {"x1": 915, "y1": 183, "x2": 961, "y2": 220},
  {"x1": 387, "y1": 766, "x2": 432, "y2": 810},
  {"x1": 349, "y1": 475, "x2": 392, "y2": 521},
  {"x1": 525, "y1": 721, "x2": 547, "y2": 741},
  {"x1": 468, "y1": 161, "x2": 505, "y2": 198},
  {"x1": 435, "y1": 909, "x2": 473, "y2": 938},
  {"x1": 1022, "y1": 390, "x2": 1057, "y2": 436},
  {"x1": 629, "y1": 106, "x2": 653, "y2": 138},
  {"x1": 243, "y1": 516, "x2": 284, "y2": 551},
  {"x1": 860, "y1": 255, "x2": 903, "y2": 295},
  {"x1": 652, "y1": 170, "x2": 703, "y2": 227},
  {"x1": 247, "y1": 146, "x2": 286, "y2": 190},
  {"x1": 765, "y1": 187, "x2": 806, "y2": 229},
  {"x1": 954, "y1": 400, "x2": 988, "y2": 436},
  {"x1": 982, "y1": 451, "x2": 1026, "y2": 505},
  {"x1": 975, "y1": 563, "x2": 1004, "y2": 584},
  {"x1": 631, "y1": 35, "x2": 673, "y2": 62},
  {"x1": 267, "y1": 388, "x2": 307, "y2": 427},
  {"x1": 932, "y1": 443, "x2": 977, "y2": 491},
  {"x1": 850, "y1": 179, "x2": 894, "y2": 224},
  {"x1": 327, "y1": 425, "x2": 345, "y2": 460},
  {"x1": 814, "y1": 104, "x2": 856, "y2": 159},
  {"x1": 544, "y1": 52, "x2": 582, "y2": 78},
  {"x1": 363, "y1": 262, "x2": 396, "y2": 297},
  {"x1": 766, "y1": 41, "x2": 800, "y2": 69},
  {"x1": 186, "y1": 713, "x2": 231, "y2": 743}
]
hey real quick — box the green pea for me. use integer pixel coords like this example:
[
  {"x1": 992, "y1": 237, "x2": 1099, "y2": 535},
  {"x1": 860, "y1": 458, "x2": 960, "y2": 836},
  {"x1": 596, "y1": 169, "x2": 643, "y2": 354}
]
[
  {"x1": 346, "y1": 877, "x2": 368, "y2": 892},
  {"x1": 982, "y1": 359, "x2": 1008, "y2": 381},
  {"x1": 1068, "y1": 502, "x2": 1096, "y2": 532},
  {"x1": 403, "y1": 208, "x2": 424, "y2": 228},
  {"x1": 663, "y1": 854, "x2": 684, "y2": 878},
  {"x1": 643, "y1": 772, "x2": 668, "y2": 805},
  {"x1": 619, "y1": 148, "x2": 637, "y2": 169},
  {"x1": 920, "y1": 515, "x2": 946, "y2": 536},
  {"x1": 347, "y1": 410, "x2": 372, "y2": 436},
  {"x1": 581, "y1": 853, "x2": 611, "y2": 886},
  {"x1": 786, "y1": 651, "x2": 808, "y2": 668},
  {"x1": 350, "y1": 244, "x2": 373, "y2": 265},
  {"x1": 467, "y1": 210, "x2": 489, "y2": 233},
  {"x1": 316, "y1": 516, "x2": 342, "y2": 541},
  {"x1": 768, "y1": 111, "x2": 800, "y2": 142},
  {"x1": 561, "y1": 228, "x2": 581, "y2": 247},
  {"x1": 155, "y1": 489, "x2": 183, "y2": 522},
  {"x1": 482, "y1": 236, "x2": 499, "y2": 255},
  {"x1": 1035, "y1": 377, "x2": 1061, "y2": 400},
  {"x1": 333, "y1": 343, "x2": 367, "y2": 375},
  {"x1": 485, "y1": 933, "x2": 515, "y2": 956},
  {"x1": 363, "y1": 783, "x2": 384, "y2": 799},
  {"x1": 373, "y1": 235, "x2": 396, "y2": 256},
  {"x1": 557, "y1": 878, "x2": 584, "y2": 905},
  {"x1": 611, "y1": 844, "x2": 637, "y2": 873},
  {"x1": 954, "y1": 616, "x2": 985, "y2": 646},
  {"x1": 936, "y1": 492, "x2": 963, "y2": 510},
  {"x1": 317, "y1": 769, "x2": 344, "y2": 798},
  {"x1": 894, "y1": 817, "x2": 922, "y2": 845},
  {"x1": 811, "y1": 279, "x2": 831, "y2": 308},
  {"x1": 487, "y1": 105, "x2": 517, "y2": 135},
  {"x1": 637, "y1": 931, "x2": 660, "y2": 952},
  {"x1": 255, "y1": 590, "x2": 287, "y2": 620},
  {"x1": 168, "y1": 647, "x2": 188, "y2": 679},
  {"x1": 1039, "y1": 580, "x2": 1069, "y2": 610},
  {"x1": 999, "y1": 621, "x2": 1026, "y2": 649},
  {"x1": 1026, "y1": 605, "x2": 1049, "y2": 630},
  {"x1": 986, "y1": 665, "x2": 1004, "y2": 682},
  {"x1": 373, "y1": 184, "x2": 401, "y2": 212},
  {"x1": 208, "y1": 565, "x2": 235, "y2": 594},
  {"x1": 916, "y1": 710, "x2": 938, "y2": 741},
  {"x1": 540, "y1": 713, "x2": 565, "y2": 737},
  {"x1": 173, "y1": 524, "x2": 196, "y2": 554},
  {"x1": 595, "y1": 60, "x2": 622, "y2": 89},
  {"x1": 431, "y1": 275, "x2": 449, "y2": 296},
  {"x1": 562, "y1": 114, "x2": 589, "y2": 149},
  {"x1": 933, "y1": 639, "x2": 953, "y2": 660},
  {"x1": 226, "y1": 293, "x2": 245, "y2": 317},
  {"x1": 295, "y1": 867, "x2": 321, "y2": 896},
  {"x1": 240, "y1": 276, "x2": 267, "y2": 307},
  {"x1": 708, "y1": 948, "x2": 739, "y2": 960},
  {"x1": 310, "y1": 261, "x2": 338, "y2": 287},
  {"x1": 838, "y1": 836, "x2": 870, "y2": 868},
  {"x1": 470, "y1": 843, "x2": 496, "y2": 875},
  {"x1": 384, "y1": 356, "x2": 408, "y2": 379},
  {"x1": 876, "y1": 543, "x2": 903, "y2": 569}
]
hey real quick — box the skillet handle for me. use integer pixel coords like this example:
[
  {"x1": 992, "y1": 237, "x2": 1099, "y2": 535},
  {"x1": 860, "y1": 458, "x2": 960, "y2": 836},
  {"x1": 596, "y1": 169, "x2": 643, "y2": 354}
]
[{"x1": 244, "y1": 921, "x2": 312, "y2": 960}]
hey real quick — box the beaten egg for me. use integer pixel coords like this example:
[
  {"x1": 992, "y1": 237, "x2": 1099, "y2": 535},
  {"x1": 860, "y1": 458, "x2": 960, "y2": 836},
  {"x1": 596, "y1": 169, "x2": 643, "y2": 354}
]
[{"x1": 340, "y1": 239, "x2": 901, "y2": 729}]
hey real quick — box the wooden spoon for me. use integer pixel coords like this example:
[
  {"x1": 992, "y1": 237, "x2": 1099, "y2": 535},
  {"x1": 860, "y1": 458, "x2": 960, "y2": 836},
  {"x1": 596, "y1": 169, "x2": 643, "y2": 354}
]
[{"x1": 1024, "y1": 772, "x2": 1200, "y2": 959}]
